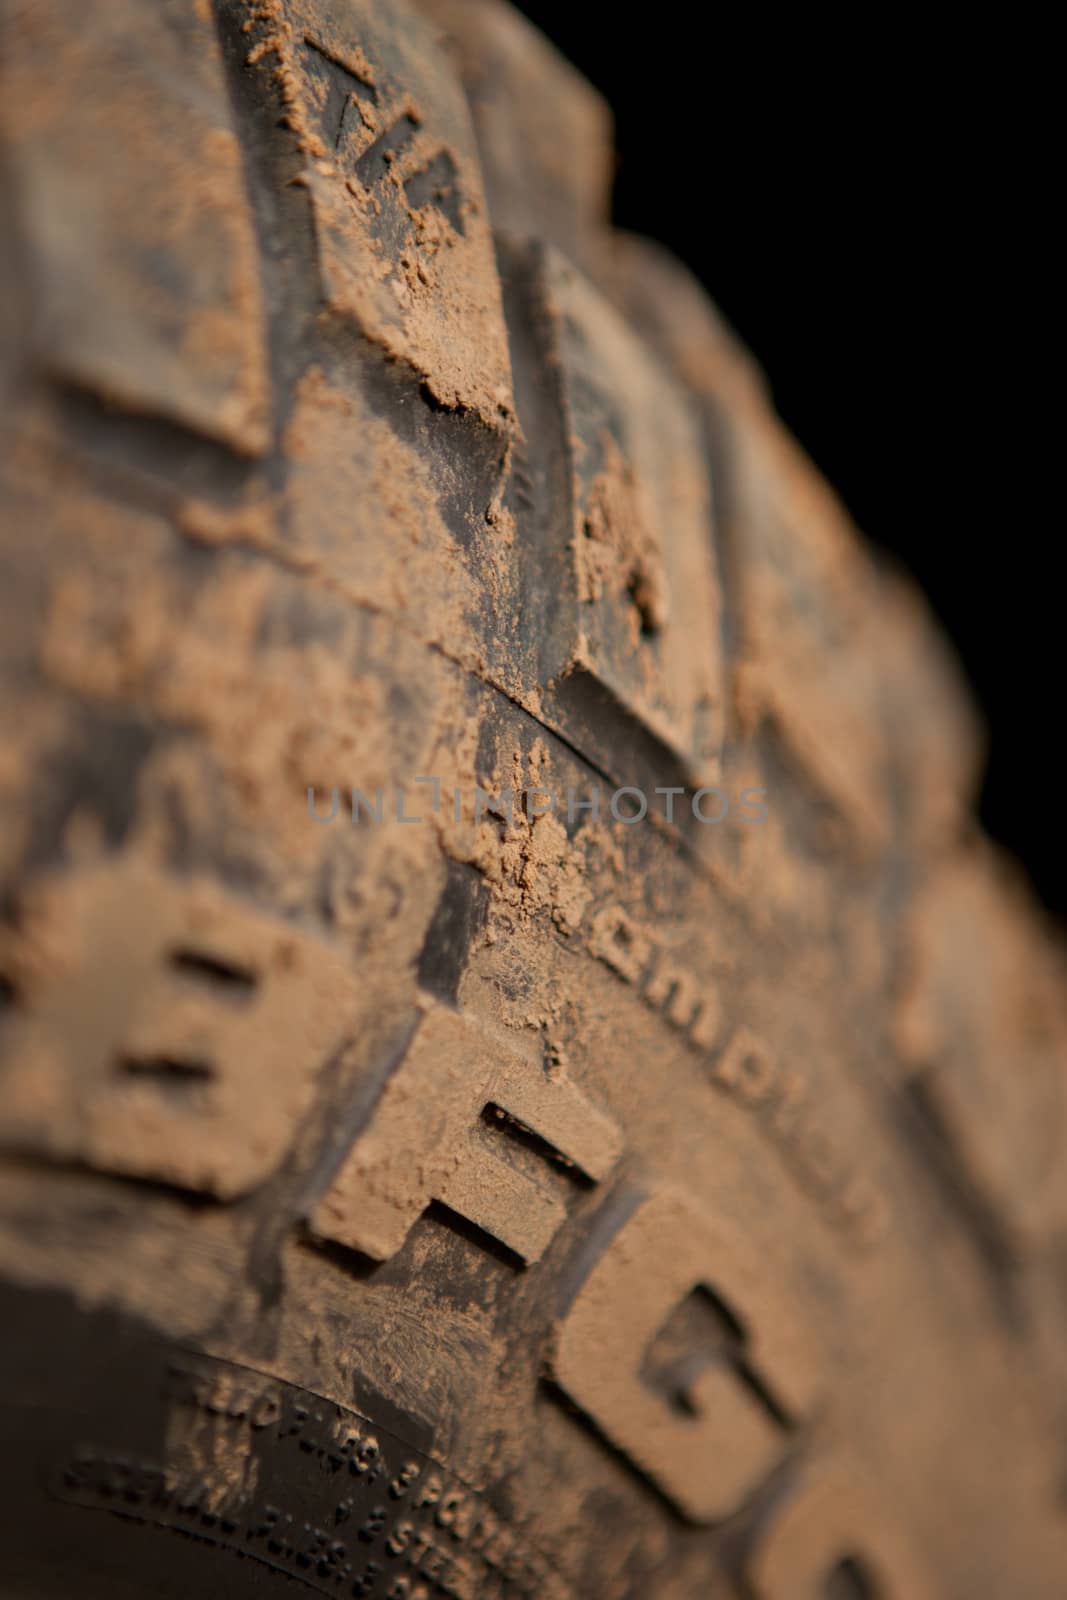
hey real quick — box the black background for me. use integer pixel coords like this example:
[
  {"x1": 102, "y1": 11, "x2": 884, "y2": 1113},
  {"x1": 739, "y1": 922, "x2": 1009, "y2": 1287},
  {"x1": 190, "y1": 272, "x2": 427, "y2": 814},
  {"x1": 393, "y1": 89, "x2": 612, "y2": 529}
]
[{"x1": 512, "y1": 6, "x2": 1061, "y2": 922}]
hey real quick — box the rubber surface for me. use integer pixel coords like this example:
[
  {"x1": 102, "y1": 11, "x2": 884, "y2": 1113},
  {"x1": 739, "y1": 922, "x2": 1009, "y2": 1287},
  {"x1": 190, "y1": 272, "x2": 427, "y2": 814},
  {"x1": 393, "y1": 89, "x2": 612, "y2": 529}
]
[{"x1": 0, "y1": 2, "x2": 1066, "y2": 1596}]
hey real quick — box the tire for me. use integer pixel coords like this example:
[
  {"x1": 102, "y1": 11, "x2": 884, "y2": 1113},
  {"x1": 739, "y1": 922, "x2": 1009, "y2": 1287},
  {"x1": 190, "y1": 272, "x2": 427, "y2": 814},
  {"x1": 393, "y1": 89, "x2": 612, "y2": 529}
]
[{"x1": 0, "y1": 2, "x2": 1065, "y2": 1597}]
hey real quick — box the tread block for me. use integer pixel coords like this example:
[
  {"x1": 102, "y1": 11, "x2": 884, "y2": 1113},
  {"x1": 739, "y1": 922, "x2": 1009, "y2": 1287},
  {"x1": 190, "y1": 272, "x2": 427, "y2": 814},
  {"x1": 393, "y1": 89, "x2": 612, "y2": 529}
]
[
  {"x1": 609, "y1": 235, "x2": 898, "y2": 850},
  {"x1": 309, "y1": 1003, "x2": 621, "y2": 1263},
  {"x1": 894, "y1": 846, "x2": 1067, "y2": 1248},
  {"x1": 1, "y1": 0, "x2": 270, "y2": 454},
  {"x1": 731, "y1": 441, "x2": 892, "y2": 849},
  {"x1": 255, "y1": 0, "x2": 514, "y2": 427},
  {"x1": 517, "y1": 245, "x2": 726, "y2": 782},
  {"x1": 415, "y1": 0, "x2": 613, "y2": 268},
  {"x1": 0, "y1": 854, "x2": 361, "y2": 1198}
]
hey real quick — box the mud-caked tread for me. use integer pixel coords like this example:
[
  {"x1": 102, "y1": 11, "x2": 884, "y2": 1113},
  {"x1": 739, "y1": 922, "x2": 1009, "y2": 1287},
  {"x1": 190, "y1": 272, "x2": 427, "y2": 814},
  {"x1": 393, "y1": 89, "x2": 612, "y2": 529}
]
[
  {"x1": 416, "y1": 0, "x2": 613, "y2": 272},
  {"x1": 0, "y1": 2, "x2": 1065, "y2": 1598},
  {"x1": 0, "y1": 0, "x2": 272, "y2": 454}
]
